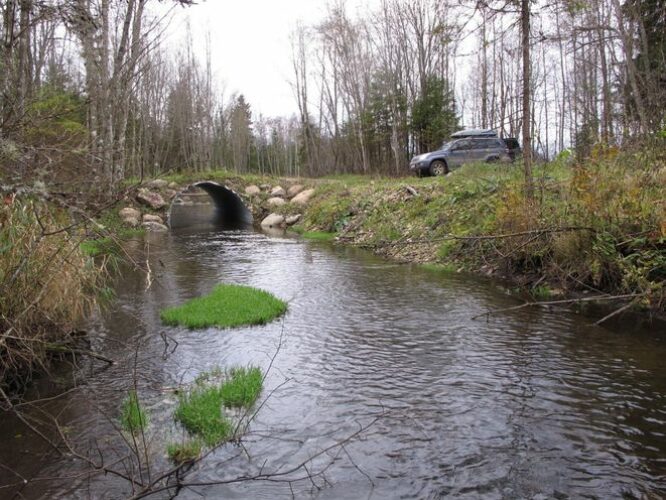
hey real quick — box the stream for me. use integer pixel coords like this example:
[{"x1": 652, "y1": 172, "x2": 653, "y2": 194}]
[{"x1": 1, "y1": 226, "x2": 665, "y2": 499}]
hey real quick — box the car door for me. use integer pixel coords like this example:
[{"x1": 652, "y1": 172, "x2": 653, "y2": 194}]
[
  {"x1": 448, "y1": 139, "x2": 471, "y2": 168},
  {"x1": 469, "y1": 139, "x2": 489, "y2": 162}
]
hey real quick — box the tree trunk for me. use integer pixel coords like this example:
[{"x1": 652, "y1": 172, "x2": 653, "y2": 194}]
[{"x1": 521, "y1": 0, "x2": 533, "y2": 200}]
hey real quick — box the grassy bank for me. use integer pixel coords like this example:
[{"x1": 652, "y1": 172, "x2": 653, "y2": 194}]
[
  {"x1": 283, "y1": 149, "x2": 664, "y2": 313},
  {"x1": 124, "y1": 147, "x2": 664, "y2": 314}
]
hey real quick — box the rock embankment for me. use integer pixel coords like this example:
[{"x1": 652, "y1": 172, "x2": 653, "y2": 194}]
[
  {"x1": 119, "y1": 180, "x2": 176, "y2": 231},
  {"x1": 119, "y1": 177, "x2": 318, "y2": 233}
]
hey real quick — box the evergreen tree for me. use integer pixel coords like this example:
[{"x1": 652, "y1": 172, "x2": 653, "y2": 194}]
[
  {"x1": 411, "y1": 76, "x2": 459, "y2": 153},
  {"x1": 229, "y1": 94, "x2": 253, "y2": 172}
]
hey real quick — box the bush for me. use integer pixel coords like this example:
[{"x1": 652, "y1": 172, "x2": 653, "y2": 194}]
[{"x1": 0, "y1": 198, "x2": 103, "y2": 387}]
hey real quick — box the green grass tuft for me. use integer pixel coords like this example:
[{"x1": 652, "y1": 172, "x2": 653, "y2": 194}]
[
  {"x1": 173, "y1": 365, "x2": 263, "y2": 449},
  {"x1": 220, "y1": 366, "x2": 263, "y2": 408},
  {"x1": 120, "y1": 390, "x2": 148, "y2": 434},
  {"x1": 174, "y1": 385, "x2": 232, "y2": 446},
  {"x1": 167, "y1": 439, "x2": 202, "y2": 463},
  {"x1": 302, "y1": 231, "x2": 336, "y2": 241},
  {"x1": 160, "y1": 284, "x2": 287, "y2": 329},
  {"x1": 80, "y1": 237, "x2": 117, "y2": 257},
  {"x1": 531, "y1": 285, "x2": 552, "y2": 300}
]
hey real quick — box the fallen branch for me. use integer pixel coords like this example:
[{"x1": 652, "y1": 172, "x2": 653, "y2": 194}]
[
  {"x1": 472, "y1": 292, "x2": 646, "y2": 320},
  {"x1": 594, "y1": 300, "x2": 636, "y2": 326},
  {"x1": 45, "y1": 344, "x2": 115, "y2": 365}
]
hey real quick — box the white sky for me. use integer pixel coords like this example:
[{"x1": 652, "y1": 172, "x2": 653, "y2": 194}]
[{"x1": 163, "y1": 0, "x2": 378, "y2": 118}]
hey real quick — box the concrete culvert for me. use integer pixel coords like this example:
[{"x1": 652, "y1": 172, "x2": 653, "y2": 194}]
[{"x1": 167, "y1": 181, "x2": 253, "y2": 230}]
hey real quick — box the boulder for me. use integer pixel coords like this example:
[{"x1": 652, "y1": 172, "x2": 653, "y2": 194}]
[
  {"x1": 119, "y1": 207, "x2": 141, "y2": 221},
  {"x1": 164, "y1": 189, "x2": 177, "y2": 200},
  {"x1": 124, "y1": 216, "x2": 140, "y2": 228},
  {"x1": 146, "y1": 179, "x2": 168, "y2": 189},
  {"x1": 270, "y1": 185, "x2": 286, "y2": 197},
  {"x1": 142, "y1": 221, "x2": 168, "y2": 232},
  {"x1": 260, "y1": 213, "x2": 285, "y2": 229},
  {"x1": 267, "y1": 197, "x2": 286, "y2": 207},
  {"x1": 285, "y1": 214, "x2": 301, "y2": 226},
  {"x1": 142, "y1": 214, "x2": 164, "y2": 224},
  {"x1": 136, "y1": 189, "x2": 166, "y2": 210},
  {"x1": 168, "y1": 181, "x2": 180, "y2": 190},
  {"x1": 287, "y1": 184, "x2": 304, "y2": 197},
  {"x1": 245, "y1": 185, "x2": 261, "y2": 196},
  {"x1": 259, "y1": 184, "x2": 271, "y2": 191},
  {"x1": 291, "y1": 188, "x2": 315, "y2": 205}
]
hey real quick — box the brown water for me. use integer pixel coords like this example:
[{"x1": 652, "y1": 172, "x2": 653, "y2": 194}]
[{"x1": 1, "y1": 227, "x2": 665, "y2": 499}]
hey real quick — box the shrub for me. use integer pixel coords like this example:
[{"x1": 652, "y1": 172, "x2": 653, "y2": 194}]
[{"x1": 0, "y1": 198, "x2": 103, "y2": 388}]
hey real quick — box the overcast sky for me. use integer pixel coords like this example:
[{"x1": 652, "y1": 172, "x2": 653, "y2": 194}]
[{"x1": 162, "y1": 0, "x2": 378, "y2": 118}]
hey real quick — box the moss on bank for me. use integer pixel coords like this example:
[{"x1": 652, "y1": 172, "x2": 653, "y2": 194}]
[
  {"x1": 160, "y1": 284, "x2": 287, "y2": 329},
  {"x1": 302, "y1": 231, "x2": 336, "y2": 241},
  {"x1": 80, "y1": 208, "x2": 144, "y2": 258}
]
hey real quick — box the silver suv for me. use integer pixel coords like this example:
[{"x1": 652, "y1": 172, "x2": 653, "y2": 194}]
[{"x1": 409, "y1": 129, "x2": 517, "y2": 176}]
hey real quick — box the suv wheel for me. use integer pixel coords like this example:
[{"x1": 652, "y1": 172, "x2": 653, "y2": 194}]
[{"x1": 430, "y1": 160, "x2": 448, "y2": 176}]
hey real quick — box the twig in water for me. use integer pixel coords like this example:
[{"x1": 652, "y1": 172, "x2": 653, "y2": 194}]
[
  {"x1": 594, "y1": 300, "x2": 635, "y2": 326},
  {"x1": 472, "y1": 293, "x2": 645, "y2": 320}
]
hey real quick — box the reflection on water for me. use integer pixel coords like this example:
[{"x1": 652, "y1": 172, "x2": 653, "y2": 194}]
[{"x1": 1, "y1": 227, "x2": 665, "y2": 499}]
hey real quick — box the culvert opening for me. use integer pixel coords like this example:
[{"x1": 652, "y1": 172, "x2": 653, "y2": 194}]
[{"x1": 167, "y1": 181, "x2": 253, "y2": 230}]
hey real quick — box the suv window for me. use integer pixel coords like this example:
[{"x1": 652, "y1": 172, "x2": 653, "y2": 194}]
[
  {"x1": 452, "y1": 140, "x2": 471, "y2": 150},
  {"x1": 471, "y1": 138, "x2": 500, "y2": 149}
]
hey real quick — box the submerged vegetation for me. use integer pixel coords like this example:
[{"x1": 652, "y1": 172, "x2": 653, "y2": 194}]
[
  {"x1": 167, "y1": 439, "x2": 203, "y2": 463},
  {"x1": 174, "y1": 383, "x2": 233, "y2": 446},
  {"x1": 169, "y1": 366, "x2": 263, "y2": 462},
  {"x1": 219, "y1": 366, "x2": 263, "y2": 408},
  {"x1": 120, "y1": 390, "x2": 149, "y2": 434},
  {"x1": 160, "y1": 284, "x2": 287, "y2": 329}
]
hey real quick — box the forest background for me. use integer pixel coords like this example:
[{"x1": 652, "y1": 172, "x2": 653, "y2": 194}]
[{"x1": 1, "y1": 0, "x2": 664, "y2": 188}]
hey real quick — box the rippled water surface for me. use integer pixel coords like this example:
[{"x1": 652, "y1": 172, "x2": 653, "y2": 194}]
[{"x1": 1, "y1": 228, "x2": 665, "y2": 499}]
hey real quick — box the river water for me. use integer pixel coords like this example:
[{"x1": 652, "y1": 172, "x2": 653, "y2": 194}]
[{"x1": 1, "y1": 227, "x2": 665, "y2": 499}]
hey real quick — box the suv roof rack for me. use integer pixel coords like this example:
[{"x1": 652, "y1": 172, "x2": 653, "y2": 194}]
[{"x1": 450, "y1": 129, "x2": 498, "y2": 138}]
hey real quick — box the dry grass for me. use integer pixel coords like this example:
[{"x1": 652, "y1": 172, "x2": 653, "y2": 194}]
[{"x1": 0, "y1": 197, "x2": 104, "y2": 388}]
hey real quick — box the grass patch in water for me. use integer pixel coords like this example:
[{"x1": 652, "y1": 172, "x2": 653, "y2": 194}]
[
  {"x1": 174, "y1": 384, "x2": 232, "y2": 446},
  {"x1": 120, "y1": 390, "x2": 148, "y2": 434},
  {"x1": 173, "y1": 366, "x2": 263, "y2": 451},
  {"x1": 160, "y1": 284, "x2": 287, "y2": 329},
  {"x1": 220, "y1": 366, "x2": 263, "y2": 408},
  {"x1": 167, "y1": 439, "x2": 203, "y2": 463},
  {"x1": 302, "y1": 231, "x2": 336, "y2": 241}
]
